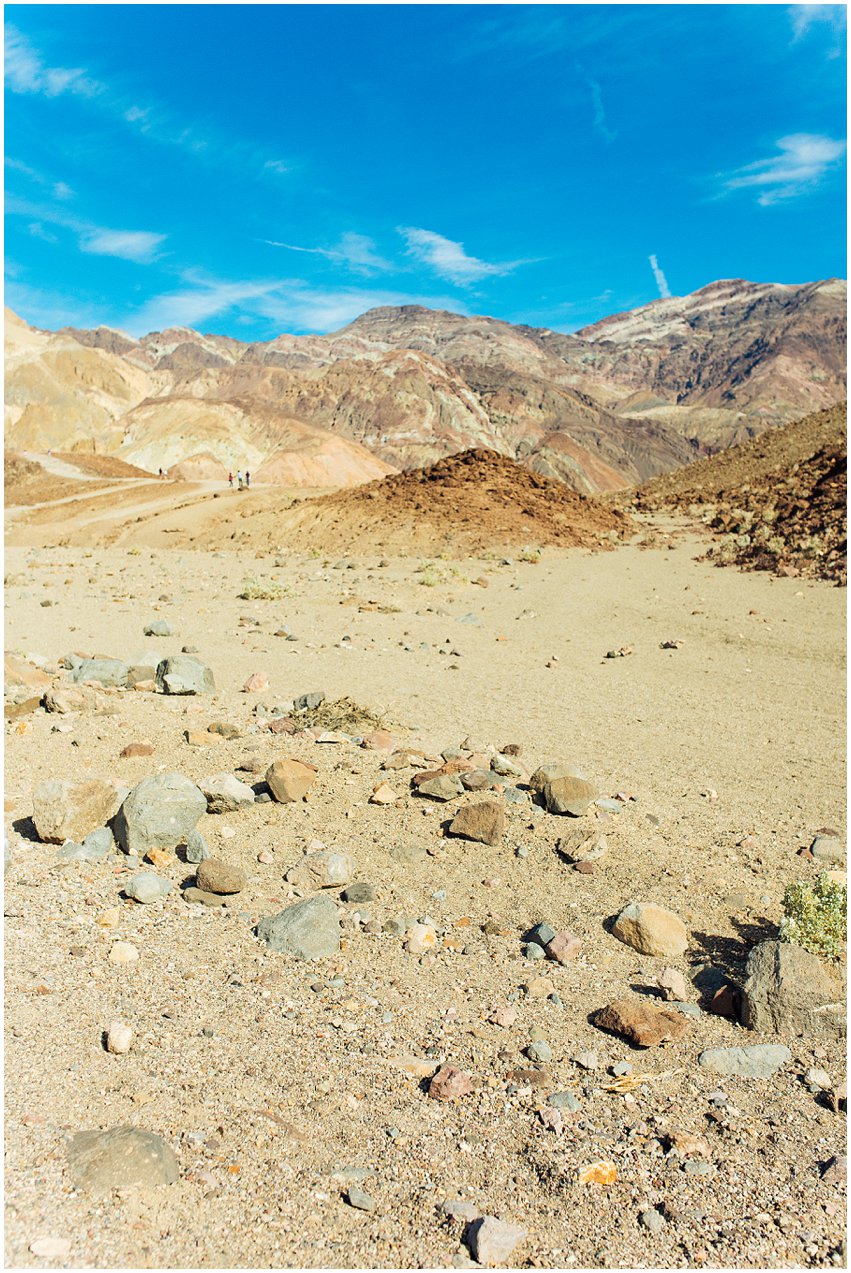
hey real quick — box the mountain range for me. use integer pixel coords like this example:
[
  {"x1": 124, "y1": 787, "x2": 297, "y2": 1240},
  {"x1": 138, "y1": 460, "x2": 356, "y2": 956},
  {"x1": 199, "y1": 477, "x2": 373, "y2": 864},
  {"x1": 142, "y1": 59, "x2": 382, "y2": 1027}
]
[{"x1": 5, "y1": 276, "x2": 846, "y2": 493}]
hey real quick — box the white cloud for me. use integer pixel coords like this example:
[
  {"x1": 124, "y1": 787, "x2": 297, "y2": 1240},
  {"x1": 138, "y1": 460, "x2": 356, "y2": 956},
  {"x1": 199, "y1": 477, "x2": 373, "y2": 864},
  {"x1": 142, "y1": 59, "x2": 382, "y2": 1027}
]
[
  {"x1": 722, "y1": 133, "x2": 846, "y2": 205},
  {"x1": 789, "y1": 3, "x2": 847, "y2": 43},
  {"x1": 264, "y1": 159, "x2": 290, "y2": 175},
  {"x1": 397, "y1": 226, "x2": 520, "y2": 285},
  {"x1": 27, "y1": 222, "x2": 59, "y2": 244},
  {"x1": 4, "y1": 25, "x2": 102, "y2": 98},
  {"x1": 264, "y1": 232, "x2": 392, "y2": 276},
  {"x1": 123, "y1": 272, "x2": 466, "y2": 337},
  {"x1": 6, "y1": 194, "x2": 166, "y2": 264},
  {"x1": 648, "y1": 254, "x2": 671, "y2": 299},
  {"x1": 53, "y1": 181, "x2": 74, "y2": 201},
  {"x1": 588, "y1": 79, "x2": 616, "y2": 144},
  {"x1": 79, "y1": 229, "x2": 165, "y2": 263}
]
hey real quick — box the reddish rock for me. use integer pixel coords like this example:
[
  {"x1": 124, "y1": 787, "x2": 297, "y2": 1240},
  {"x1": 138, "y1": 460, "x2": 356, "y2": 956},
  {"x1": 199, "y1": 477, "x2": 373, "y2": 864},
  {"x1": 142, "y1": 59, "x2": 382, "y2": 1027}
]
[
  {"x1": 594, "y1": 998, "x2": 690, "y2": 1048},
  {"x1": 708, "y1": 984, "x2": 741, "y2": 1019},
  {"x1": 242, "y1": 671, "x2": 269, "y2": 693},
  {"x1": 428, "y1": 1066, "x2": 474, "y2": 1101},
  {"x1": 361, "y1": 729, "x2": 395, "y2": 751},
  {"x1": 546, "y1": 931, "x2": 581, "y2": 964},
  {"x1": 268, "y1": 716, "x2": 297, "y2": 735},
  {"x1": 120, "y1": 742, "x2": 154, "y2": 758},
  {"x1": 574, "y1": 861, "x2": 595, "y2": 874}
]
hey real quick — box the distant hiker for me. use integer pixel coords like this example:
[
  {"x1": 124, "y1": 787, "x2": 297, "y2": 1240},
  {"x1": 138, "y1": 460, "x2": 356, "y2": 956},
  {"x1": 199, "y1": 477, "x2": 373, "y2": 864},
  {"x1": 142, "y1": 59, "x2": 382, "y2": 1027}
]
[
  {"x1": 237, "y1": 471, "x2": 244, "y2": 490},
  {"x1": 245, "y1": 471, "x2": 251, "y2": 488},
  {"x1": 228, "y1": 472, "x2": 233, "y2": 488},
  {"x1": 158, "y1": 467, "x2": 163, "y2": 479}
]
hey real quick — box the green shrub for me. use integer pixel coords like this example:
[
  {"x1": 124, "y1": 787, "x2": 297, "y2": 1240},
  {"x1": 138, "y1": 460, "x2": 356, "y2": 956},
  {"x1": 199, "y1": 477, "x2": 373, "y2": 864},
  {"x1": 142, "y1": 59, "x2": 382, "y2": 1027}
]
[
  {"x1": 238, "y1": 577, "x2": 288, "y2": 600},
  {"x1": 779, "y1": 873, "x2": 847, "y2": 957}
]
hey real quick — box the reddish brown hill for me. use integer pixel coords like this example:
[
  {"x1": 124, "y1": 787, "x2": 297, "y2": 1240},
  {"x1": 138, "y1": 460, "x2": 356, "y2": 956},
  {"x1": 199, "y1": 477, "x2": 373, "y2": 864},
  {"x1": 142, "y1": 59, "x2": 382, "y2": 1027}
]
[
  {"x1": 633, "y1": 404, "x2": 847, "y2": 584},
  {"x1": 283, "y1": 448, "x2": 632, "y2": 554}
]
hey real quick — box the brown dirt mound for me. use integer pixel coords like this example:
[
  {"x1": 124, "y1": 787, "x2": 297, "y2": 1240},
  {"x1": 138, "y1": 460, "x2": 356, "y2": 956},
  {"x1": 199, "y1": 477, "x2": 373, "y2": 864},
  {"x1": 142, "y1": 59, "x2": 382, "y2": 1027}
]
[
  {"x1": 632, "y1": 404, "x2": 847, "y2": 583},
  {"x1": 283, "y1": 448, "x2": 631, "y2": 554},
  {"x1": 55, "y1": 452, "x2": 153, "y2": 478}
]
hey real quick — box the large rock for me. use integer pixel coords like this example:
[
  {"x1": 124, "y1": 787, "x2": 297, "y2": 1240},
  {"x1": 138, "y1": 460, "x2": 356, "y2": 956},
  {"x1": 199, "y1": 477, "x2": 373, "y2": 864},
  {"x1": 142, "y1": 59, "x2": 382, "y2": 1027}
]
[
  {"x1": 155, "y1": 656, "x2": 215, "y2": 695},
  {"x1": 266, "y1": 758, "x2": 317, "y2": 803},
  {"x1": 32, "y1": 779, "x2": 121, "y2": 845},
  {"x1": 286, "y1": 850, "x2": 354, "y2": 889},
  {"x1": 529, "y1": 761, "x2": 582, "y2": 793},
  {"x1": 448, "y1": 801, "x2": 505, "y2": 846},
  {"x1": 256, "y1": 895, "x2": 340, "y2": 959},
  {"x1": 124, "y1": 872, "x2": 172, "y2": 904},
  {"x1": 698, "y1": 1044, "x2": 792, "y2": 1078},
  {"x1": 70, "y1": 658, "x2": 129, "y2": 688},
  {"x1": 113, "y1": 773, "x2": 206, "y2": 855},
  {"x1": 417, "y1": 774, "x2": 464, "y2": 801},
  {"x1": 741, "y1": 939, "x2": 846, "y2": 1040},
  {"x1": 198, "y1": 773, "x2": 255, "y2": 814},
  {"x1": 594, "y1": 998, "x2": 690, "y2": 1047},
  {"x1": 4, "y1": 652, "x2": 52, "y2": 692},
  {"x1": 612, "y1": 901, "x2": 688, "y2": 958},
  {"x1": 42, "y1": 684, "x2": 101, "y2": 714},
  {"x1": 66, "y1": 1127, "x2": 178, "y2": 1191},
  {"x1": 196, "y1": 859, "x2": 246, "y2": 895},
  {"x1": 542, "y1": 775, "x2": 599, "y2": 816}
]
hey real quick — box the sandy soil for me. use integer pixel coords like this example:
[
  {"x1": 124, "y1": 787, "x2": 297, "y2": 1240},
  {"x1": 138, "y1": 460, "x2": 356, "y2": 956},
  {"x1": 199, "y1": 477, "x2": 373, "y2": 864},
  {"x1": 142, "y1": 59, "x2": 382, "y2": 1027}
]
[{"x1": 3, "y1": 504, "x2": 846, "y2": 1270}]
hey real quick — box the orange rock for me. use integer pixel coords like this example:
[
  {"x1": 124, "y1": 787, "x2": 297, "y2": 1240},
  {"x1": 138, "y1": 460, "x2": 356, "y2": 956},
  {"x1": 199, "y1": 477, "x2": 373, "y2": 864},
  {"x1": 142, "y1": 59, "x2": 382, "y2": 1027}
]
[
  {"x1": 120, "y1": 742, "x2": 154, "y2": 758},
  {"x1": 578, "y1": 1161, "x2": 618, "y2": 1186}
]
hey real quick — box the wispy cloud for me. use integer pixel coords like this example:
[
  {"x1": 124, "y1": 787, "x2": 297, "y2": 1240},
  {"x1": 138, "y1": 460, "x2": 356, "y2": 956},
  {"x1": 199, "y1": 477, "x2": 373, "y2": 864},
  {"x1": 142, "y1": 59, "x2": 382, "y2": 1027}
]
[
  {"x1": 6, "y1": 195, "x2": 165, "y2": 264},
  {"x1": 588, "y1": 79, "x2": 616, "y2": 144},
  {"x1": 6, "y1": 156, "x2": 75, "y2": 202},
  {"x1": 5, "y1": 25, "x2": 292, "y2": 180},
  {"x1": 648, "y1": 254, "x2": 671, "y2": 299},
  {"x1": 4, "y1": 24, "x2": 103, "y2": 98},
  {"x1": 264, "y1": 232, "x2": 392, "y2": 276},
  {"x1": 721, "y1": 133, "x2": 846, "y2": 205},
  {"x1": 122, "y1": 270, "x2": 466, "y2": 337},
  {"x1": 397, "y1": 226, "x2": 523, "y2": 286},
  {"x1": 789, "y1": 3, "x2": 847, "y2": 53}
]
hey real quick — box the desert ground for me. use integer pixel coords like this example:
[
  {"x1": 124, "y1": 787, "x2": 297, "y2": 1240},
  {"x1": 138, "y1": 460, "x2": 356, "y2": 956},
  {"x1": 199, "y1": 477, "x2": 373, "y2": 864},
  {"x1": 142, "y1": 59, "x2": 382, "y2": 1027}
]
[{"x1": 3, "y1": 461, "x2": 846, "y2": 1271}]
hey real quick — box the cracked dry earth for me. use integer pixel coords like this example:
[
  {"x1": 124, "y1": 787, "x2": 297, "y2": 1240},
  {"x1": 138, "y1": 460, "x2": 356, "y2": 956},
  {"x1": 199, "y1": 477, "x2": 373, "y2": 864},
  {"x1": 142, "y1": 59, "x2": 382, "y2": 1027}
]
[{"x1": 3, "y1": 524, "x2": 847, "y2": 1270}]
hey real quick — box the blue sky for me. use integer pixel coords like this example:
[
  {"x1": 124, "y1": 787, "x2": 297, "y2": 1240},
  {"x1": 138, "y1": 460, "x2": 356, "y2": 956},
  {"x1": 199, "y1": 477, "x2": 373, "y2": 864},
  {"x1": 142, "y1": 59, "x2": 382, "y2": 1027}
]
[{"x1": 4, "y1": 4, "x2": 847, "y2": 339}]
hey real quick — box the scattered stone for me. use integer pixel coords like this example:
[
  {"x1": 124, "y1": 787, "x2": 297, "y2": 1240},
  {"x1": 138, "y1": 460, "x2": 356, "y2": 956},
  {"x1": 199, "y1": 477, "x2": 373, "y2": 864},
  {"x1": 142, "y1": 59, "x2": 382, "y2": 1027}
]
[
  {"x1": 448, "y1": 801, "x2": 504, "y2": 846},
  {"x1": 345, "y1": 1188, "x2": 376, "y2": 1212},
  {"x1": 698, "y1": 1044, "x2": 792, "y2": 1078},
  {"x1": 113, "y1": 773, "x2": 206, "y2": 855},
  {"x1": 548, "y1": 1091, "x2": 580, "y2": 1112},
  {"x1": 108, "y1": 942, "x2": 139, "y2": 965},
  {"x1": 155, "y1": 656, "x2": 215, "y2": 695},
  {"x1": 287, "y1": 850, "x2": 354, "y2": 890},
  {"x1": 29, "y1": 1238, "x2": 72, "y2": 1260},
  {"x1": 66, "y1": 1127, "x2": 178, "y2": 1191},
  {"x1": 557, "y1": 825, "x2": 607, "y2": 863},
  {"x1": 428, "y1": 1066, "x2": 474, "y2": 1101},
  {"x1": 369, "y1": 782, "x2": 398, "y2": 805},
  {"x1": 525, "y1": 977, "x2": 555, "y2": 1000},
  {"x1": 294, "y1": 691, "x2": 325, "y2": 711},
  {"x1": 32, "y1": 779, "x2": 120, "y2": 845},
  {"x1": 199, "y1": 772, "x2": 256, "y2": 814},
  {"x1": 657, "y1": 968, "x2": 690, "y2": 1001},
  {"x1": 341, "y1": 883, "x2": 375, "y2": 903},
  {"x1": 821, "y1": 1155, "x2": 847, "y2": 1185},
  {"x1": 527, "y1": 1040, "x2": 553, "y2": 1062},
  {"x1": 417, "y1": 774, "x2": 464, "y2": 801},
  {"x1": 406, "y1": 923, "x2": 438, "y2": 955},
  {"x1": 529, "y1": 762, "x2": 582, "y2": 793},
  {"x1": 545, "y1": 931, "x2": 581, "y2": 964},
  {"x1": 612, "y1": 901, "x2": 688, "y2": 958},
  {"x1": 185, "y1": 830, "x2": 210, "y2": 864},
  {"x1": 125, "y1": 872, "x2": 171, "y2": 905},
  {"x1": 489, "y1": 1005, "x2": 519, "y2": 1028},
  {"x1": 542, "y1": 775, "x2": 599, "y2": 816},
  {"x1": 195, "y1": 859, "x2": 246, "y2": 895},
  {"x1": 183, "y1": 887, "x2": 226, "y2": 908},
  {"x1": 143, "y1": 620, "x2": 172, "y2": 637},
  {"x1": 466, "y1": 1215, "x2": 527, "y2": 1267},
  {"x1": 106, "y1": 1022, "x2": 133, "y2": 1054},
  {"x1": 243, "y1": 671, "x2": 270, "y2": 693},
  {"x1": 595, "y1": 998, "x2": 689, "y2": 1047},
  {"x1": 70, "y1": 658, "x2": 129, "y2": 688},
  {"x1": 574, "y1": 861, "x2": 595, "y2": 874},
  {"x1": 640, "y1": 1208, "x2": 666, "y2": 1235},
  {"x1": 805, "y1": 1067, "x2": 832, "y2": 1092},
  {"x1": 266, "y1": 758, "x2": 318, "y2": 803},
  {"x1": 441, "y1": 1198, "x2": 482, "y2": 1222},
  {"x1": 120, "y1": 742, "x2": 154, "y2": 758},
  {"x1": 741, "y1": 940, "x2": 845, "y2": 1039},
  {"x1": 491, "y1": 752, "x2": 524, "y2": 778},
  {"x1": 810, "y1": 834, "x2": 844, "y2": 864},
  {"x1": 42, "y1": 685, "x2": 100, "y2": 714},
  {"x1": 257, "y1": 895, "x2": 341, "y2": 959},
  {"x1": 82, "y1": 827, "x2": 114, "y2": 856}
]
